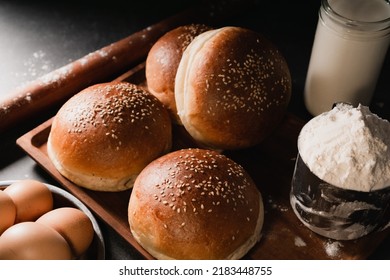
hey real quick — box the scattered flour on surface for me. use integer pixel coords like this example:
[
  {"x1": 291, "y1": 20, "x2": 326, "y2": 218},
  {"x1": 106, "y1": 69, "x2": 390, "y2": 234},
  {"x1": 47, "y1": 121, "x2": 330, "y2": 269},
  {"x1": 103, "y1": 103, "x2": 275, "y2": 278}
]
[
  {"x1": 294, "y1": 236, "x2": 307, "y2": 247},
  {"x1": 267, "y1": 195, "x2": 289, "y2": 212},
  {"x1": 97, "y1": 49, "x2": 108, "y2": 58},
  {"x1": 23, "y1": 50, "x2": 53, "y2": 78},
  {"x1": 324, "y1": 240, "x2": 343, "y2": 258},
  {"x1": 38, "y1": 64, "x2": 73, "y2": 86}
]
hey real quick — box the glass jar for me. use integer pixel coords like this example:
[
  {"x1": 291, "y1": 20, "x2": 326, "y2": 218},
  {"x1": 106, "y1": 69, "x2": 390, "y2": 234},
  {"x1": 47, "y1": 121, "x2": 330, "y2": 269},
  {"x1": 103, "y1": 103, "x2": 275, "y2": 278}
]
[
  {"x1": 304, "y1": 0, "x2": 390, "y2": 116},
  {"x1": 290, "y1": 103, "x2": 390, "y2": 240},
  {"x1": 290, "y1": 153, "x2": 390, "y2": 240}
]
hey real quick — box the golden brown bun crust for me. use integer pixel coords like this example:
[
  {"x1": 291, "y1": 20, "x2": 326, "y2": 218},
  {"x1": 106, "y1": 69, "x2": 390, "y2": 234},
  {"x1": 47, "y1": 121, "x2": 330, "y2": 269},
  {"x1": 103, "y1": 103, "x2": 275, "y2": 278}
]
[
  {"x1": 48, "y1": 82, "x2": 172, "y2": 191},
  {"x1": 175, "y1": 26, "x2": 292, "y2": 150},
  {"x1": 128, "y1": 148, "x2": 264, "y2": 259},
  {"x1": 145, "y1": 24, "x2": 212, "y2": 123}
]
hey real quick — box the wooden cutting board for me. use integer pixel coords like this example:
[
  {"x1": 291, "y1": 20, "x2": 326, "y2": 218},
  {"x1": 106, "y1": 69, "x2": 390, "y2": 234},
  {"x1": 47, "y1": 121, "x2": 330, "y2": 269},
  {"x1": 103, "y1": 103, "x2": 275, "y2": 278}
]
[{"x1": 16, "y1": 64, "x2": 390, "y2": 260}]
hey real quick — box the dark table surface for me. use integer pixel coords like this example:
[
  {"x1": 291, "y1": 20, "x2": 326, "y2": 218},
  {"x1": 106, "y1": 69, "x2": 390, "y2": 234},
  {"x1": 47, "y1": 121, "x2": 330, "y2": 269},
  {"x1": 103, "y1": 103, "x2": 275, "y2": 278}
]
[{"x1": 1, "y1": 0, "x2": 389, "y2": 259}]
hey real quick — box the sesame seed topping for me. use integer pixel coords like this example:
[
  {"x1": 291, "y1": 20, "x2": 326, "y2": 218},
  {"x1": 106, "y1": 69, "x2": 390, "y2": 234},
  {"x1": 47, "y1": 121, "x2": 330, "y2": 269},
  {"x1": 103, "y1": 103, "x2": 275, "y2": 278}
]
[
  {"x1": 176, "y1": 24, "x2": 211, "y2": 52},
  {"x1": 193, "y1": 30, "x2": 291, "y2": 126},
  {"x1": 149, "y1": 149, "x2": 258, "y2": 224},
  {"x1": 60, "y1": 82, "x2": 167, "y2": 152}
]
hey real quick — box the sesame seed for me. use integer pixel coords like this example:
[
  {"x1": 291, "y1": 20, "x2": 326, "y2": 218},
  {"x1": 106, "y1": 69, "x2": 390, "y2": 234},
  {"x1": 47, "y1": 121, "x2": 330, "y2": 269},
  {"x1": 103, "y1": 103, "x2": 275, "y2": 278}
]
[
  {"x1": 149, "y1": 149, "x2": 256, "y2": 223},
  {"x1": 64, "y1": 82, "x2": 166, "y2": 152}
]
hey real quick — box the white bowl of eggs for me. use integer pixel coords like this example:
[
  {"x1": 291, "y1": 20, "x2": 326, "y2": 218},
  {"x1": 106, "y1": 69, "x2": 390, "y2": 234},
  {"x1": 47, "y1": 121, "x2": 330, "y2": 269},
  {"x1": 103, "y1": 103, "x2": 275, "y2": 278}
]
[{"x1": 0, "y1": 179, "x2": 105, "y2": 260}]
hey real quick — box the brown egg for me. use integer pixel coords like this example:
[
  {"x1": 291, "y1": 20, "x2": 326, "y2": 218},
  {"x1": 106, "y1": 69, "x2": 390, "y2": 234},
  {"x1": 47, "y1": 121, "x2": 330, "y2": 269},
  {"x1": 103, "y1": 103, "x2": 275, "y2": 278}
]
[
  {"x1": 0, "y1": 222, "x2": 72, "y2": 260},
  {"x1": 0, "y1": 191, "x2": 16, "y2": 235},
  {"x1": 36, "y1": 207, "x2": 94, "y2": 257},
  {"x1": 4, "y1": 180, "x2": 53, "y2": 223}
]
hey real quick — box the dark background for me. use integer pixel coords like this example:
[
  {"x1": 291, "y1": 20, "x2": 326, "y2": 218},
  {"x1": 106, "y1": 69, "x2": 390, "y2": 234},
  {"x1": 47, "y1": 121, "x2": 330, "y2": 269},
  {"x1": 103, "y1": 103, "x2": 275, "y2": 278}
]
[{"x1": 0, "y1": 0, "x2": 389, "y2": 259}]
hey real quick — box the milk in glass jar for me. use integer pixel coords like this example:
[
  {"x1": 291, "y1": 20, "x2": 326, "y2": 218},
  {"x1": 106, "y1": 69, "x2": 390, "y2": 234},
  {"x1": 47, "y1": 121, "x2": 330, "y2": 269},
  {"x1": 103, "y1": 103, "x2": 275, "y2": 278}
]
[{"x1": 304, "y1": 0, "x2": 390, "y2": 116}]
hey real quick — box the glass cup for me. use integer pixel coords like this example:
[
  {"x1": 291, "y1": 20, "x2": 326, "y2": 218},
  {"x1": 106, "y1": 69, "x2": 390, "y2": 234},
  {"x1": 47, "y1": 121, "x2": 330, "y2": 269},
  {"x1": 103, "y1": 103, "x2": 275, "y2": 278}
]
[{"x1": 290, "y1": 153, "x2": 390, "y2": 240}]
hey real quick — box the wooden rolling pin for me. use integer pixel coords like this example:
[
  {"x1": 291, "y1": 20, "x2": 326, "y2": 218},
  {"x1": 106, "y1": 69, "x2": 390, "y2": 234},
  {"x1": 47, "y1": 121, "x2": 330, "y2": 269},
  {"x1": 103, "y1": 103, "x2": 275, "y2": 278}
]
[{"x1": 0, "y1": 0, "x2": 254, "y2": 133}]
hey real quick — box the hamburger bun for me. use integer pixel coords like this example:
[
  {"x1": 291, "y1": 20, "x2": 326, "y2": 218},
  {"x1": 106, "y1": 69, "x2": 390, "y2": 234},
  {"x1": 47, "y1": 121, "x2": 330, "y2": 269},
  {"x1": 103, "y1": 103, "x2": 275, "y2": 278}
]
[
  {"x1": 47, "y1": 82, "x2": 172, "y2": 192},
  {"x1": 145, "y1": 24, "x2": 212, "y2": 123},
  {"x1": 175, "y1": 26, "x2": 292, "y2": 150},
  {"x1": 128, "y1": 148, "x2": 264, "y2": 259}
]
